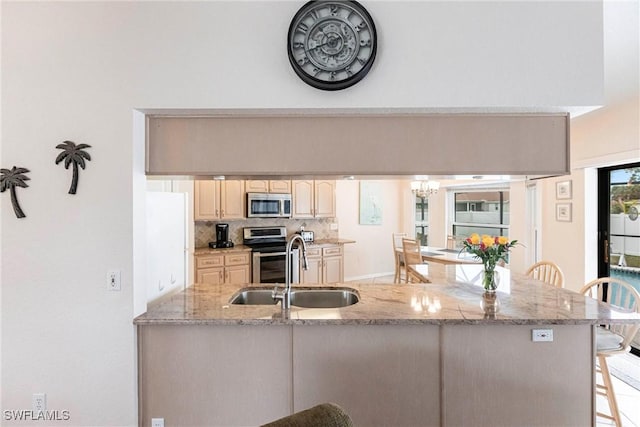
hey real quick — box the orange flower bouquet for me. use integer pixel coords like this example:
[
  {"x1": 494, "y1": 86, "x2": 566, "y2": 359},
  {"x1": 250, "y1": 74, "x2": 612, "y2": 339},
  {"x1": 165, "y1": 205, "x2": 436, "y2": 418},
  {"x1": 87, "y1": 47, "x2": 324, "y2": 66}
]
[{"x1": 461, "y1": 233, "x2": 518, "y2": 291}]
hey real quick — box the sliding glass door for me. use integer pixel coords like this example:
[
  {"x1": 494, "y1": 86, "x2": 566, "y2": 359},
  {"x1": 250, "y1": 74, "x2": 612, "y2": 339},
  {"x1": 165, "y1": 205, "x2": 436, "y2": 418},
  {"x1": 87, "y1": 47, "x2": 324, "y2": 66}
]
[{"x1": 598, "y1": 162, "x2": 640, "y2": 354}]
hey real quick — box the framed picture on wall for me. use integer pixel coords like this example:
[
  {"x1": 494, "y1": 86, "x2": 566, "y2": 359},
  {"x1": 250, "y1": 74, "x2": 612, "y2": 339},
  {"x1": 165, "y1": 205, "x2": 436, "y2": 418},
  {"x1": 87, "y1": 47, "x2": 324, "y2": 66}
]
[
  {"x1": 556, "y1": 203, "x2": 572, "y2": 222},
  {"x1": 359, "y1": 181, "x2": 383, "y2": 225},
  {"x1": 556, "y1": 180, "x2": 572, "y2": 199}
]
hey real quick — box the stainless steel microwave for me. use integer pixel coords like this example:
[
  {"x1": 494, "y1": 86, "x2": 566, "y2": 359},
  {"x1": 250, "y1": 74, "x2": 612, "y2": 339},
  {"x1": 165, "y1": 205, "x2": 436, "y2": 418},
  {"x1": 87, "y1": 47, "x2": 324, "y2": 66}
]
[{"x1": 247, "y1": 193, "x2": 292, "y2": 218}]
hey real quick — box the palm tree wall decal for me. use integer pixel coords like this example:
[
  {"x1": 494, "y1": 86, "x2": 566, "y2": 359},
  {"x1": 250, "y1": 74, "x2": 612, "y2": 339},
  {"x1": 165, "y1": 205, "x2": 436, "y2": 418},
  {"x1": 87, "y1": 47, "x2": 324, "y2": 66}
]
[
  {"x1": 0, "y1": 166, "x2": 30, "y2": 218},
  {"x1": 55, "y1": 140, "x2": 91, "y2": 194}
]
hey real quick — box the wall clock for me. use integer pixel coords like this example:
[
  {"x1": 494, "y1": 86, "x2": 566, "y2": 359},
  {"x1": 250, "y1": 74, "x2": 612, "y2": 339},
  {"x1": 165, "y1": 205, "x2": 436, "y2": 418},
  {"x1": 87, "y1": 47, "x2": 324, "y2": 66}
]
[{"x1": 287, "y1": 1, "x2": 377, "y2": 91}]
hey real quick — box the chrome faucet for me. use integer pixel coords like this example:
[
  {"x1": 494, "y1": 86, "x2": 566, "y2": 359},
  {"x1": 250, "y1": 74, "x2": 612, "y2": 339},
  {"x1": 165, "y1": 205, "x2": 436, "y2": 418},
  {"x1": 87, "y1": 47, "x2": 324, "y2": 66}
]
[{"x1": 273, "y1": 234, "x2": 309, "y2": 310}]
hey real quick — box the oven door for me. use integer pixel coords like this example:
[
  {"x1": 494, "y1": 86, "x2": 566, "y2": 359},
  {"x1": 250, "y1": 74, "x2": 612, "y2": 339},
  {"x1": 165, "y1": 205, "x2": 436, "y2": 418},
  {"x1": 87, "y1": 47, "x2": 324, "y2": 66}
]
[{"x1": 252, "y1": 249, "x2": 299, "y2": 284}]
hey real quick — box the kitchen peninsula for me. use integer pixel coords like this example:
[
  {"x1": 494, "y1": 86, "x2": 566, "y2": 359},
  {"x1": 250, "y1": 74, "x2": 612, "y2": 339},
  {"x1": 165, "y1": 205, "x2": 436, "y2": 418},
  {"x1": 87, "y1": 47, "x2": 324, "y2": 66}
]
[{"x1": 135, "y1": 265, "x2": 640, "y2": 427}]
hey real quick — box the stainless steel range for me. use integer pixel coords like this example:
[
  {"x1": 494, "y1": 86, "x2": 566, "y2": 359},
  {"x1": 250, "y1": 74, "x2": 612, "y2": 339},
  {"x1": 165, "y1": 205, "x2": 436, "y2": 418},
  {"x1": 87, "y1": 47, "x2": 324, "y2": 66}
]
[{"x1": 243, "y1": 226, "x2": 299, "y2": 284}]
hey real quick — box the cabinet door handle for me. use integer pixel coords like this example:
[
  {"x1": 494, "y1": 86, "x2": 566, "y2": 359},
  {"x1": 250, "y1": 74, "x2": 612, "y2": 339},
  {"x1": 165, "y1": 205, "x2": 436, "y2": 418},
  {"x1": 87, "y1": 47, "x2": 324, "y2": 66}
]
[
  {"x1": 215, "y1": 209, "x2": 219, "y2": 216},
  {"x1": 221, "y1": 209, "x2": 225, "y2": 217}
]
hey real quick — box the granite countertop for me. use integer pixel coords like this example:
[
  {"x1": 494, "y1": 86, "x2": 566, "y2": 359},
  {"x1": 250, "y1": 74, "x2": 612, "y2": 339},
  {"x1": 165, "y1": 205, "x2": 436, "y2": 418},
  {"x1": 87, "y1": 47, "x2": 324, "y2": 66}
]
[
  {"x1": 193, "y1": 239, "x2": 354, "y2": 255},
  {"x1": 134, "y1": 264, "x2": 640, "y2": 326},
  {"x1": 304, "y1": 238, "x2": 356, "y2": 246},
  {"x1": 194, "y1": 245, "x2": 252, "y2": 255}
]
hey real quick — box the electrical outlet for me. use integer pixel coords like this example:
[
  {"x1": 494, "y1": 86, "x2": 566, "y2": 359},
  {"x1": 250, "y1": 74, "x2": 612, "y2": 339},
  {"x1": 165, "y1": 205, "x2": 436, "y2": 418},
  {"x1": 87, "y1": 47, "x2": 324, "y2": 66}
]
[
  {"x1": 107, "y1": 270, "x2": 121, "y2": 291},
  {"x1": 32, "y1": 393, "x2": 46, "y2": 412},
  {"x1": 330, "y1": 223, "x2": 338, "y2": 230},
  {"x1": 532, "y1": 328, "x2": 553, "y2": 342},
  {"x1": 151, "y1": 418, "x2": 164, "y2": 427}
]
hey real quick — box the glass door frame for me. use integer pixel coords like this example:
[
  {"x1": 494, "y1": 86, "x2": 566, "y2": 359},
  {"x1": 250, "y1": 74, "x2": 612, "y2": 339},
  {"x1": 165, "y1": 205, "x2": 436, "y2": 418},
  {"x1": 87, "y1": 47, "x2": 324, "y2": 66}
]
[{"x1": 598, "y1": 161, "x2": 640, "y2": 356}]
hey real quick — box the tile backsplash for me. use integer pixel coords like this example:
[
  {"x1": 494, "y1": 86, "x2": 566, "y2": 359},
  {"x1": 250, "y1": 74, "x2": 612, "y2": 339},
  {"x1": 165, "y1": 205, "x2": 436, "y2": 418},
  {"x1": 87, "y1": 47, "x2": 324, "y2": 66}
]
[{"x1": 195, "y1": 218, "x2": 338, "y2": 248}]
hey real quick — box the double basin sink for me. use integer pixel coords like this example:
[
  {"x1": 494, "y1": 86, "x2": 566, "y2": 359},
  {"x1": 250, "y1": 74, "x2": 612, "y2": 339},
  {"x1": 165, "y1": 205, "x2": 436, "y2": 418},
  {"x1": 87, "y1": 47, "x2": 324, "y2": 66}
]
[{"x1": 230, "y1": 286, "x2": 359, "y2": 308}]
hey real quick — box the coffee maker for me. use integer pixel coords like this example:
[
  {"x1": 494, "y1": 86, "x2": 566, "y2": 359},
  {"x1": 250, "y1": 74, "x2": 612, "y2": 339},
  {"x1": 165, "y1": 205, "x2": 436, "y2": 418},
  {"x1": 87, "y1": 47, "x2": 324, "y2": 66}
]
[{"x1": 209, "y1": 223, "x2": 234, "y2": 248}]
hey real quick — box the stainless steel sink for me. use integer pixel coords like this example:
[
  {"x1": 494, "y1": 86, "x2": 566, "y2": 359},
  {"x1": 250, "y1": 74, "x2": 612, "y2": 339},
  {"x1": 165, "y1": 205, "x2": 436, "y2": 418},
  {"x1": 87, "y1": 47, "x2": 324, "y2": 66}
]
[
  {"x1": 229, "y1": 288, "x2": 277, "y2": 305},
  {"x1": 290, "y1": 288, "x2": 359, "y2": 308},
  {"x1": 229, "y1": 287, "x2": 359, "y2": 308}
]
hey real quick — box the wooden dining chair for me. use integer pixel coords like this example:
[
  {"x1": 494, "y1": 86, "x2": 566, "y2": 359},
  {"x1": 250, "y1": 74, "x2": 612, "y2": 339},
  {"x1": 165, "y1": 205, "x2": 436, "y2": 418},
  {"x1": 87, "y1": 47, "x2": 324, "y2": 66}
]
[
  {"x1": 402, "y1": 238, "x2": 430, "y2": 283},
  {"x1": 392, "y1": 233, "x2": 407, "y2": 283},
  {"x1": 446, "y1": 235, "x2": 459, "y2": 250},
  {"x1": 524, "y1": 260, "x2": 565, "y2": 288},
  {"x1": 580, "y1": 277, "x2": 640, "y2": 427}
]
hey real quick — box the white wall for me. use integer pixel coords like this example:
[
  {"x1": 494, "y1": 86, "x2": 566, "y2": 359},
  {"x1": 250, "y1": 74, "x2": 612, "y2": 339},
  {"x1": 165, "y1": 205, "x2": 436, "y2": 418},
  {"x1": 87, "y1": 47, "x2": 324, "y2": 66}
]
[
  {"x1": 1, "y1": 1, "x2": 604, "y2": 425},
  {"x1": 508, "y1": 181, "x2": 528, "y2": 274},
  {"x1": 336, "y1": 180, "x2": 406, "y2": 280},
  {"x1": 538, "y1": 0, "x2": 640, "y2": 291}
]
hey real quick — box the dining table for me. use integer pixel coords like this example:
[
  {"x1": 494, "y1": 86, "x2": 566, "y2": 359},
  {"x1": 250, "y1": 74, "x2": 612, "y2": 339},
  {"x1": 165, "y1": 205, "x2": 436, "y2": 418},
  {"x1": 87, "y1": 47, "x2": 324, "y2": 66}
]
[{"x1": 396, "y1": 246, "x2": 481, "y2": 265}]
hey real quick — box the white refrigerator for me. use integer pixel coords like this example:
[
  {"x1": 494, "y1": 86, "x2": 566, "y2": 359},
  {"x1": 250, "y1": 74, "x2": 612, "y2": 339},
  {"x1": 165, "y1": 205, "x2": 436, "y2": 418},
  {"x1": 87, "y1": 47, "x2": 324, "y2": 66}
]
[{"x1": 146, "y1": 191, "x2": 187, "y2": 303}]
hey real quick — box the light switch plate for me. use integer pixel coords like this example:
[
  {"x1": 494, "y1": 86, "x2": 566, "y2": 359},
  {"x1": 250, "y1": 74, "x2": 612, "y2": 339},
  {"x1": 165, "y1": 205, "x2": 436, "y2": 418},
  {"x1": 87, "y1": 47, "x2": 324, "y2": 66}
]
[
  {"x1": 532, "y1": 328, "x2": 553, "y2": 342},
  {"x1": 151, "y1": 418, "x2": 164, "y2": 427},
  {"x1": 107, "y1": 270, "x2": 121, "y2": 291}
]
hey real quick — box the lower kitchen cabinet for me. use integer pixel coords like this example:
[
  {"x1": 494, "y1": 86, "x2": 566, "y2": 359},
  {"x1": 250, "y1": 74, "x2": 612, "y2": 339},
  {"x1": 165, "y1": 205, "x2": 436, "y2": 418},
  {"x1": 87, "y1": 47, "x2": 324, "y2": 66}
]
[
  {"x1": 138, "y1": 323, "x2": 591, "y2": 427},
  {"x1": 137, "y1": 324, "x2": 440, "y2": 427},
  {"x1": 301, "y1": 245, "x2": 344, "y2": 284},
  {"x1": 195, "y1": 250, "x2": 251, "y2": 284}
]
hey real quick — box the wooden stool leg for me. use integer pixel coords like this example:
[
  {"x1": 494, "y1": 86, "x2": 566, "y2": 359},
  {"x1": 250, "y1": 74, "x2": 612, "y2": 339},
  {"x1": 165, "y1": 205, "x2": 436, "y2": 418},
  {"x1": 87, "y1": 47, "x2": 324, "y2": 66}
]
[{"x1": 598, "y1": 356, "x2": 622, "y2": 427}]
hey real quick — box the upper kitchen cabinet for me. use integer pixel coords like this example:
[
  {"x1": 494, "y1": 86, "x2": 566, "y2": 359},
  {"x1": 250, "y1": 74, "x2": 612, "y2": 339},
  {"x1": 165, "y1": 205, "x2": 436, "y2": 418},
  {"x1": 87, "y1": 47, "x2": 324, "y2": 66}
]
[
  {"x1": 194, "y1": 180, "x2": 245, "y2": 221},
  {"x1": 292, "y1": 180, "x2": 335, "y2": 219},
  {"x1": 245, "y1": 180, "x2": 291, "y2": 194}
]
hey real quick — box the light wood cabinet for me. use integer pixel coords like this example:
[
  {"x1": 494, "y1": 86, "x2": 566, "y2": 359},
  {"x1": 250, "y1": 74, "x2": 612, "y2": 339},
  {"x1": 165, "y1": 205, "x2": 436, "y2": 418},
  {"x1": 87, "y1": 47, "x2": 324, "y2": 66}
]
[
  {"x1": 300, "y1": 245, "x2": 343, "y2": 284},
  {"x1": 301, "y1": 250, "x2": 323, "y2": 284},
  {"x1": 194, "y1": 180, "x2": 219, "y2": 221},
  {"x1": 245, "y1": 180, "x2": 269, "y2": 192},
  {"x1": 196, "y1": 251, "x2": 250, "y2": 285},
  {"x1": 197, "y1": 267, "x2": 225, "y2": 285},
  {"x1": 292, "y1": 180, "x2": 335, "y2": 218},
  {"x1": 323, "y1": 252, "x2": 343, "y2": 283},
  {"x1": 194, "y1": 180, "x2": 245, "y2": 221},
  {"x1": 245, "y1": 180, "x2": 291, "y2": 193},
  {"x1": 314, "y1": 180, "x2": 336, "y2": 217},
  {"x1": 292, "y1": 180, "x2": 314, "y2": 218}
]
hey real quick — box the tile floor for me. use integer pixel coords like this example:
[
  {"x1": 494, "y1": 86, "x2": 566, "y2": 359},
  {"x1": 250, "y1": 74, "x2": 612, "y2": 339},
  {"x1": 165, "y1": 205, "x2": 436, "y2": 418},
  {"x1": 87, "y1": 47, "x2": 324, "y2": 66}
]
[{"x1": 348, "y1": 275, "x2": 640, "y2": 426}]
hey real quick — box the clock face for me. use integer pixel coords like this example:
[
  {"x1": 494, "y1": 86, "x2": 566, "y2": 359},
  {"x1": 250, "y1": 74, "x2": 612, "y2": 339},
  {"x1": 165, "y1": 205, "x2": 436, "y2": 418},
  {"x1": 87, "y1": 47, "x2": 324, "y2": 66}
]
[{"x1": 288, "y1": 1, "x2": 377, "y2": 91}]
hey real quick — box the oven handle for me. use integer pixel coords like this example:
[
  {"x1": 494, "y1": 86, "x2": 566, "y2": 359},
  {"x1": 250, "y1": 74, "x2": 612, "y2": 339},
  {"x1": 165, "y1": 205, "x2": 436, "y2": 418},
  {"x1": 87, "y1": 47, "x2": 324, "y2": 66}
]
[{"x1": 253, "y1": 251, "x2": 287, "y2": 258}]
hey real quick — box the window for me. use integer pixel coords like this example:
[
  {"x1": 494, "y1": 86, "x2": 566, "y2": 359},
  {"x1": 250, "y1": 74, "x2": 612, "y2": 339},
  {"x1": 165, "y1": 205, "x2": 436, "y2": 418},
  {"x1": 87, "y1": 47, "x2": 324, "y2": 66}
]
[
  {"x1": 451, "y1": 189, "x2": 510, "y2": 245},
  {"x1": 415, "y1": 195, "x2": 429, "y2": 245}
]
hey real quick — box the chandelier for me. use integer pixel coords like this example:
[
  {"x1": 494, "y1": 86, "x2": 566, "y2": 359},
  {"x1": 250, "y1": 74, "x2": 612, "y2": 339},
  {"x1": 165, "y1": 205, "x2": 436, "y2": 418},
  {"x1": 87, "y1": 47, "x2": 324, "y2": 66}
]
[{"x1": 411, "y1": 180, "x2": 440, "y2": 198}]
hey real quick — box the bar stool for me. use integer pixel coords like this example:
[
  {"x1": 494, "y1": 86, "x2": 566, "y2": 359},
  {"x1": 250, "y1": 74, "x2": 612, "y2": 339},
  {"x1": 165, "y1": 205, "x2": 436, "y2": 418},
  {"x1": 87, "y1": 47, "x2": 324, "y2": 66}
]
[
  {"x1": 580, "y1": 277, "x2": 640, "y2": 427},
  {"x1": 525, "y1": 260, "x2": 565, "y2": 288}
]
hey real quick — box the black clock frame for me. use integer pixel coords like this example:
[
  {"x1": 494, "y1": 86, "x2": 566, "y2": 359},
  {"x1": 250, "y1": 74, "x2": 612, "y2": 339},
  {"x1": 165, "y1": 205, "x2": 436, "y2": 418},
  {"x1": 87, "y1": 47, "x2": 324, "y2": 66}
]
[{"x1": 287, "y1": 0, "x2": 377, "y2": 91}]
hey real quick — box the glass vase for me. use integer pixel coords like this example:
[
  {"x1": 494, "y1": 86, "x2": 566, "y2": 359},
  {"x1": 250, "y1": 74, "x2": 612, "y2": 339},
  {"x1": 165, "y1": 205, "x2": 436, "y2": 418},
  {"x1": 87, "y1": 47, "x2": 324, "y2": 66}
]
[
  {"x1": 482, "y1": 267, "x2": 499, "y2": 292},
  {"x1": 481, "y1": 291, "x2": 500, "y2": 318}
]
